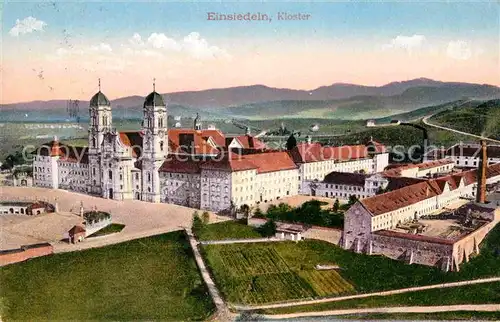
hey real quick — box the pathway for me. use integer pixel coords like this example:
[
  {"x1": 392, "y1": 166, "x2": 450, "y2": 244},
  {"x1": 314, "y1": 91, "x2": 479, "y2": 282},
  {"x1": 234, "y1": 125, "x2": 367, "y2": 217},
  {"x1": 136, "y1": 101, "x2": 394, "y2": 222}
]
[
  {"x1": 232, "y1": 276, "x2": 500, "y2": 311},
  {"x1": 422, "y1": 114, "x2": 500, "y2": 144},
  {"x1": 261, "y1": 304, "x2": 500, "y2": 320},
  {"x1": 185, "y1": 228, "x2": 234, "y2": 321}
]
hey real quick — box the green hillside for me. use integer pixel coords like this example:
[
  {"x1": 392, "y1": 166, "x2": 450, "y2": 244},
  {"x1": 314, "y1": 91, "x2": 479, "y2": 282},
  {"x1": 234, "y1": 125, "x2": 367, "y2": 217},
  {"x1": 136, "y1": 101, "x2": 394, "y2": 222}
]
[
  {"x1": 222, "y1": 89, "x2": 499, "y2": 121},
  {"x1": 374, "y1": 100, "x2": 482, "y2": 124},
  {"x1": 430, "y1": 99, "x2": 500, "y2": 140}
]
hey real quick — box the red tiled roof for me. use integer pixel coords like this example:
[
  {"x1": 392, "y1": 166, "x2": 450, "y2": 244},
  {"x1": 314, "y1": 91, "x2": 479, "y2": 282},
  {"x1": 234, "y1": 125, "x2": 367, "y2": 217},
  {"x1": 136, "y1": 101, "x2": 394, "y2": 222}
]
[
  {"x1": 417, "y1": 159, "x2": 454, "y2": 171},
  {"x1": 168, "y1": 128, "x2": 220, "y2": 156},
  {"x1": 361, "y1": 163, "x2": 500, "y2": 216},
  {"x1": 361, "y1": 181, "x2": 442, "y2": 216},
  {"x1": 289, "y1": 143, "x2": 370, "y2": 163},
  {"x1": 231, "y1": 135, "x2": 268, "y2": 149},
  {"x1": 159, "y1": 157, "x2": 201, "y2": 174},
  {"x1": 446, "y1": 144, "x2": 500, "y2": 159},
  {"x1": 200, "y1": 129, "x2": 226, "y2": 146},
  {"x1": 382, "y1": 159, "x2": 453, "y2": 177},
  {"x1": 69, "y1": 225, "x2": 86, "y2": 234},
  {"x1": 200, "y1": 151, "x2": 297, "y2": 174}
]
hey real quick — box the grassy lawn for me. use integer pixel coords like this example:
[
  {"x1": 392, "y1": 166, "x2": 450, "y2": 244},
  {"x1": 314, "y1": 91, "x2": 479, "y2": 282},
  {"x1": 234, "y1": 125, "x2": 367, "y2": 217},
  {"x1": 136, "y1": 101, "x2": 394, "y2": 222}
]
[
  {"x1": 260, "y1": 281, "x2": 500, "y2": 314},
  {"x1": 204, "y1": 223, "x2": 500, "y2": 305},
  {"x1": 0, "y1": 231, "x2": 214, "y2": 320},
  {"x1": 196, "y1": 220, "x2": 263, "y2": 241},
  {"x1": 88, "y1": 223, "x2": 126, "y2": 237}
]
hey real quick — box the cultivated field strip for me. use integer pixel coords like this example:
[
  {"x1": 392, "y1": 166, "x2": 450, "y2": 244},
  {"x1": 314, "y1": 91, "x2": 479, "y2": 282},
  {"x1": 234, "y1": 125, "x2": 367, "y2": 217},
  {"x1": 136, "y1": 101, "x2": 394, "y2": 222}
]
[{"x1": 203, "y1": 243, "x2": 356, "y2": 305}]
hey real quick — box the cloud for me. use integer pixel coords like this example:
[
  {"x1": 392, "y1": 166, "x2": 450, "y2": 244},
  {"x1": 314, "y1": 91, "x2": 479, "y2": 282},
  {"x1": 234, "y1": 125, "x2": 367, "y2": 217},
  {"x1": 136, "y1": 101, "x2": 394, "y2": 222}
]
[
  {"x1": 90, "y1": 43, "x2": 113, "y2": 53},
  {"x1": 446, "y1": 40, "x2": 472, "y2": 60},
  {"x1": 129, "y1": 33, "x2": 144, "y2": 46},
  {"x1": 125, "y1": 31, "x2": 229, "y2": 59},
  {"x1": 182, "y1": 32, "x2": 229, "y2": 59},
  {"x1": 383, "y1": 34, "x2": 426, "y2": 52},
  {"x1": 147, "y1": 33, "x2": 181, "y2": 51},
  {"x1": 9, "y1": 16, "x2": 47, "y2": 36}
]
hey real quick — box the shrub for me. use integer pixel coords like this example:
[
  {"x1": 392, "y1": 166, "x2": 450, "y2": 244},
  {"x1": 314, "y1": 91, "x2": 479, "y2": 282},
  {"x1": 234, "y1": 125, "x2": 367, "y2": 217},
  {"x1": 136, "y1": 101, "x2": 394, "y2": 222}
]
[
  {"x1": 192, "y1": 211, "x2": 204, "y2": 236},
  {"x1": 201, "y1": 211, "x2": 210, "y2": 225},
  {"x1": 258, "y1": 219, "x2": 277, "y2": 237}
]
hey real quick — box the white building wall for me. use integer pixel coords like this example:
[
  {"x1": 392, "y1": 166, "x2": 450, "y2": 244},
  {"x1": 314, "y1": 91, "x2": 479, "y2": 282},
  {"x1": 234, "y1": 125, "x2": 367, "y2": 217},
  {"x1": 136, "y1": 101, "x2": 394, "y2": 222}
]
[
  {"x1": 33, "y1": 155, "x2": 54, "y2": 188},
  {"x1": 200, "y1": 169, "x2": 232, "y2": 212},
  {"x1": 254, "y1": 169, "x2": 299, "y2": 205},
  {"x1": 58, "y1": 161, "x2": 89, "y2": 193},
  {"x1": 160, "y1": 172, "x2": 201, "y2": 208}
]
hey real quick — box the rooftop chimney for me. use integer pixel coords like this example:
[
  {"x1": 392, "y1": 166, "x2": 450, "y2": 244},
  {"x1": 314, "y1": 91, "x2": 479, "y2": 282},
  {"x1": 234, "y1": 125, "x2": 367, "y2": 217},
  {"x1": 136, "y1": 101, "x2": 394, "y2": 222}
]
[{"x1": 476, "y1": 140, "x2": 487, "y2": 204}]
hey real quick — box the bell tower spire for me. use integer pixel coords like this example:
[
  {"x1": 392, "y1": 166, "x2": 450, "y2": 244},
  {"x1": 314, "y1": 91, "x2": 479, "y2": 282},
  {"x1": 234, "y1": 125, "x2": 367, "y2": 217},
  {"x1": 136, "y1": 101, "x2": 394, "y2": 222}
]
[
  {"x1": 141, "y1": 81, "x2": 168, "y2": 203},
  {"x1": 88, "y1": 78, "x2": 112, "y2": 195}
]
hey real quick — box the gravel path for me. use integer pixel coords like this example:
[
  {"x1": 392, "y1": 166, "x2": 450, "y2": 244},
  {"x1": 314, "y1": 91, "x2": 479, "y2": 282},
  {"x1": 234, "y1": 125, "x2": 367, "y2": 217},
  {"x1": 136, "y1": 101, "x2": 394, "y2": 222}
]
[
  {"x1": 232, "y1": 276, "x2": 500, "y2": 311},
  {"x1": 261, "y1": 304, "x2": 500, "y2": 319}
]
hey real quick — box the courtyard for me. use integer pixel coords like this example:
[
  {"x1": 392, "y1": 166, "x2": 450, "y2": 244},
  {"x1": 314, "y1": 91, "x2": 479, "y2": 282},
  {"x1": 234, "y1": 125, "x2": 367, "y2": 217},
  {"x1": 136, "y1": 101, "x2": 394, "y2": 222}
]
[{"x1": 0, "y1": 186, "x2": 227, "y2": 252}]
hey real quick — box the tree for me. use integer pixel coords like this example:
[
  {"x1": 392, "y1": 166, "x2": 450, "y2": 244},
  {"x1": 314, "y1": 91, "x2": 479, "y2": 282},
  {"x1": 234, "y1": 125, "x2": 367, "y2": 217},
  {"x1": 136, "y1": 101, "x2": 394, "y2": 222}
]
[
  {"x1": 332, "y1": 198, "x2": 340, "y2": 212},
  {"x1": 348, "y1": 195, "x2": 358, "y2": 206},
  {"x1": 258, "y1": 219, "x2": 277, "y2": 237},
  {"x1": 286, "y1": 134, "x2": 297, "y2": 150},
  {"x1": 192, "y1": 211, "x2": 204, "y2": 235},
  {"x1": 253, "y1": 207, "x2": 264, "y2": 218},
  {"x1": 240, "y1": 204, "x2": 251, "y2": 218},
  {"x1": 201, "y1": 211, "x2": 210, "y2": 225}
]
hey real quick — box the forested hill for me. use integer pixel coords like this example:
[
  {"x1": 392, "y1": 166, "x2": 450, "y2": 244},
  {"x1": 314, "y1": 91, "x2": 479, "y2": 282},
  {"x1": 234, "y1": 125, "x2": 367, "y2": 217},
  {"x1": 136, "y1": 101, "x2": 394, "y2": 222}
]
[{"x1": 429, "y1": 99, "x2": 500, "y2": 140}]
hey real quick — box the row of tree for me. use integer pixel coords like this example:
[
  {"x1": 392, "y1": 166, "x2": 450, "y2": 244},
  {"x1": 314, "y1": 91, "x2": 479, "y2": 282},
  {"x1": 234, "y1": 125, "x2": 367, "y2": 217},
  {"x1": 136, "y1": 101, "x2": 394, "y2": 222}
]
[{"x1": 252, "y1": 197, "x2": 358, "y2": 229}]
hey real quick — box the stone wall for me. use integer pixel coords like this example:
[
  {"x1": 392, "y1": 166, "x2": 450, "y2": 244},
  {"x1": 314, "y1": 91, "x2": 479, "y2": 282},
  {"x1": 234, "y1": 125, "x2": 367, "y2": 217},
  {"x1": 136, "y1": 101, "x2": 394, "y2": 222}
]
[
  {"x1": 369, "y1": 219, "x2": 499, "y2": 271},
  {"x1": 451, "y1": 219, "x2": 499, "y2": 270},
  {"x1": 342, "y1": 202, "x2": 372, "y2": 252},
  {"x1": 0, "y1": 243, "x2": 53, "y2": 266},
  {"x1": 371, "y1": 233, "x2": 453, "y2": 270}
]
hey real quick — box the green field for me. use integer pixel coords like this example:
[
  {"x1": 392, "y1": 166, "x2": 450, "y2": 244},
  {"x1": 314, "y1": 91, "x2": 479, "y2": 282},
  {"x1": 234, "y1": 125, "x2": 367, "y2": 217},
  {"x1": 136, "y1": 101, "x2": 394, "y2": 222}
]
[
  {"x1": 261, "y1": 281, "x2": 500, "y2": 315},
  {"x1": 0, "y1": 231, "x2": 214, "y2": 320},
  {"x1": 196, "y1": 220, "x2": 263, "y2": 241},
  {"x1": 203, "y1": 242, "x2": 355, "y2": 305},
  {"x1": 88, "y1": 223, "x2": 126, "y2": 237},
  {"x1": 205, "y1": 223, "x2": 500, "y2": 305}
]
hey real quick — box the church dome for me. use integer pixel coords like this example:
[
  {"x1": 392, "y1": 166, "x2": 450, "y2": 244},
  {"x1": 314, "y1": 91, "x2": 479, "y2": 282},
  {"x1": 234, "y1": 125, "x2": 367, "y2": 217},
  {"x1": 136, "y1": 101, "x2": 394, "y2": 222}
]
[
  {"x1": 90, "y1": 91, "x2": 110, "y2": 107},
  {"x1": 144, "y1": 91, "x2": 165, "y2": 107}
]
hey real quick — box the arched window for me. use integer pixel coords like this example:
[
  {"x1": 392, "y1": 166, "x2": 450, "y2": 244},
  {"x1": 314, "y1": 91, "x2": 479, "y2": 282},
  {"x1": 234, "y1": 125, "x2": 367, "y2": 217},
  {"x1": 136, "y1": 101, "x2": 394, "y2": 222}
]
[
  {"x1": 160, "y1": 141, "x2": 164, "y2": 151},
  {"x1": 109, "y1": 170, "x2": 113, "y2": 180},
  {"x1": 147, "y1": 173, "x2": 151, "y2": 183}
]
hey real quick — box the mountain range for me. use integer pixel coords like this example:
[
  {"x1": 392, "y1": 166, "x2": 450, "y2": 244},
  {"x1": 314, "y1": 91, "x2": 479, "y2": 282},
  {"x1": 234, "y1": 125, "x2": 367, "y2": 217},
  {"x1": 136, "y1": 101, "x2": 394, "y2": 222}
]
[{"x1": 2, "y1": 78, "x2": 499, "y2": 121}]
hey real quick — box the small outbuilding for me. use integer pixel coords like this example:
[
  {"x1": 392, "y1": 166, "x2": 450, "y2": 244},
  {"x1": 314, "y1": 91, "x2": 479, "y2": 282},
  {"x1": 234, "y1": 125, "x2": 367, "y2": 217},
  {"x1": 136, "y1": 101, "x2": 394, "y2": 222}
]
[
  {"x1": 275, "y1": 223, "x2": 305, "y2": 241},
  {"x1": 68, "y1": 225, "x2": 86, "y2": 244}
]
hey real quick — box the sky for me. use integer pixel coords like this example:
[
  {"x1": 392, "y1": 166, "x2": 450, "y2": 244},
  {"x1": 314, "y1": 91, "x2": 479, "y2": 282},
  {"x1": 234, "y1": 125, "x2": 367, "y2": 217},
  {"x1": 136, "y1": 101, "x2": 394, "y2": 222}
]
[{"x1": 1, "y1": 1, "x2": 499, "y2": 103}]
